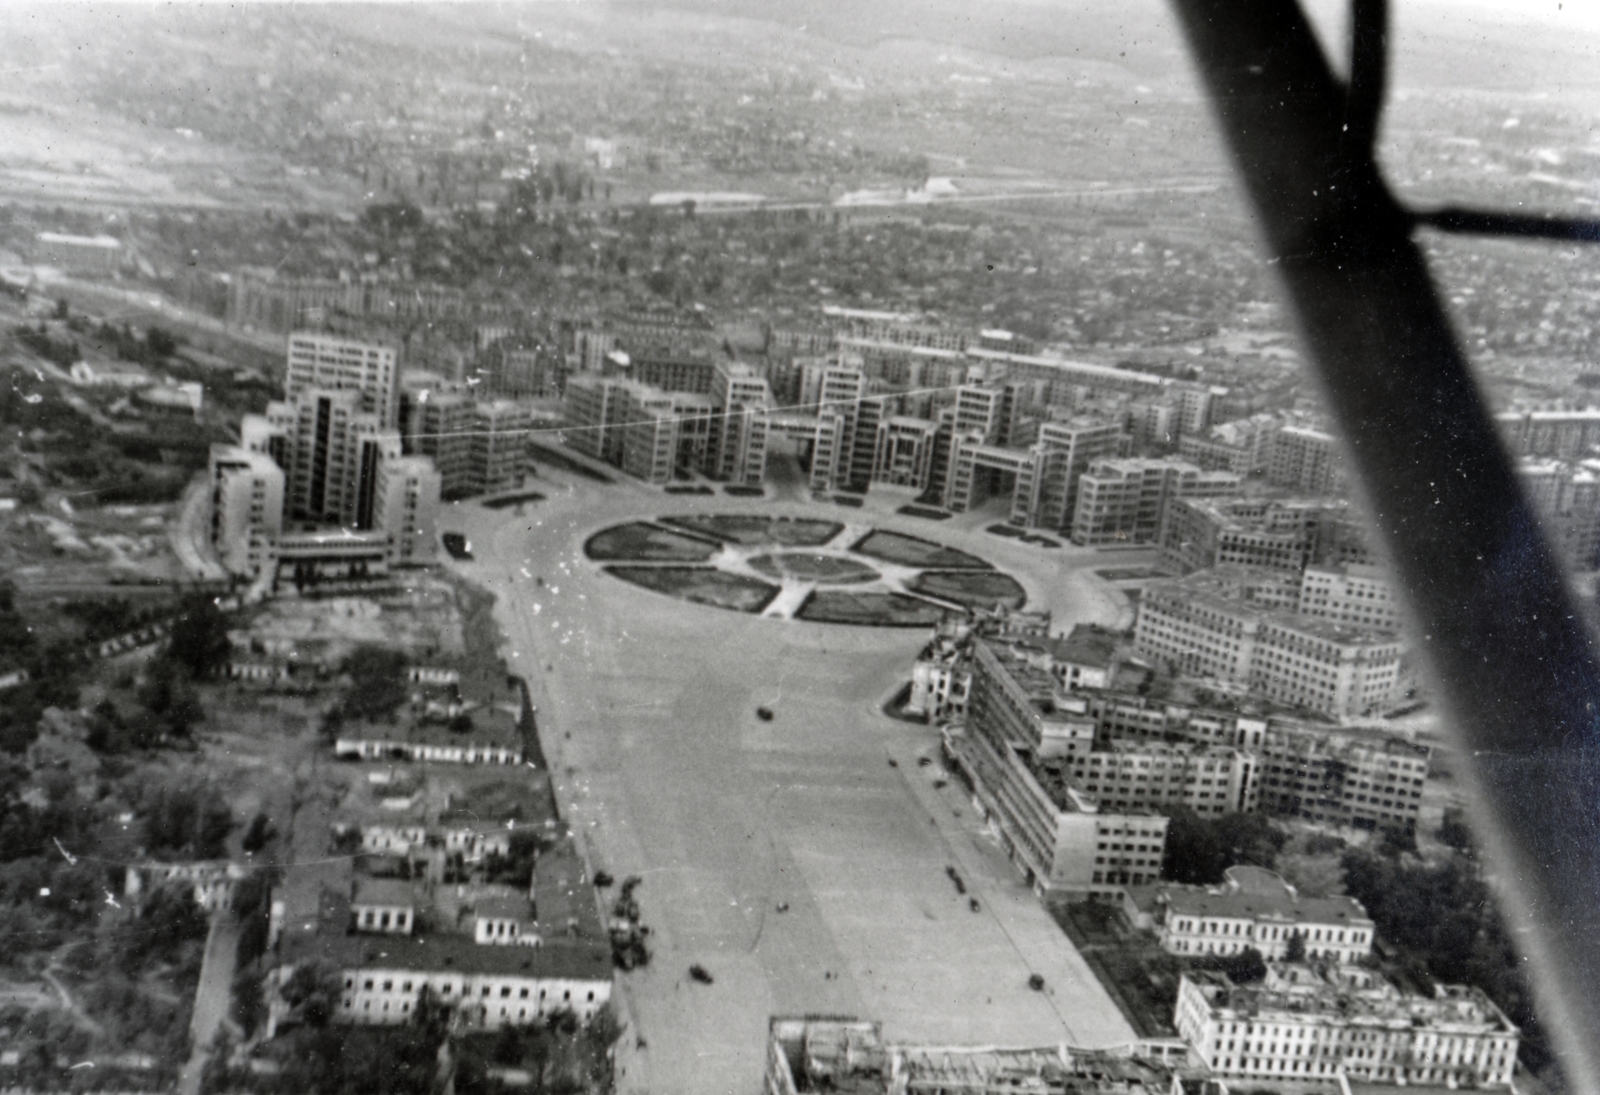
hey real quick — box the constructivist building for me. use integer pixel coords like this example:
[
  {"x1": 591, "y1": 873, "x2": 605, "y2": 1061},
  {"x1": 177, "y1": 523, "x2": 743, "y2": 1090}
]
[
  {"x1": 1073, "y1": 691, "x2": 1428, "y2": 833},
  {"x1": 766, "y1": 1017, "x2": 1207, "y2": 1095},
  {"x1": 1297, "y1": 563, "x2": 1400, "y2": 633},
  {"x1": 209, "y1": 338, "x2": 442, "y2": 587},
  {"x1": 1159, "y1": 497, "x2": 1368, "y2": 576},
  {"x1": 1070, "y1": 458, "x2": 1240, "y2": 546},
  {"x1": 1497, "y1": 406, "x2": 1600, "y2": 459},
  {"x1": 953, "y1": 640, "x2": 1169, "y2": 892},
  {"x1": 1174, "y1": 964, "x2": 1520, "y2": 1088},
  {"x1": 1178, "y1": 414, "x2": 1279, "y2": 476},
  {"x1": 208, "y1": 446, "x2": 285, "y2": 579},
  {"x1": 1134, "y1": 866, "x2": 1374, "y2": 962},
  {"x1": 945, "y1": 417, "x2": 1127, "y2": 530},
  {"x1": 1516, "y1": 457, "x2": 1600, "y2": 572},
  {"x1": 1134, "y1": 571, "x2": 1401, "y2": 717},
  {"x1": 1266, "y1": 424, "x2": 1344, "y2": 496},
  {"x1": 285, "y1": 331, "x2": 401, "y2": 428}
]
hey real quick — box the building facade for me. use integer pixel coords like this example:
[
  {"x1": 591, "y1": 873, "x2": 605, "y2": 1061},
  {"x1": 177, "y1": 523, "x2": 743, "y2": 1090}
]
[
  {"x1": 1134, "y1": 573, "x2": 1402, "y2": 717},
  {"x1": 1174, "y1": 964, "x2": 1519, "y2": 1088}
]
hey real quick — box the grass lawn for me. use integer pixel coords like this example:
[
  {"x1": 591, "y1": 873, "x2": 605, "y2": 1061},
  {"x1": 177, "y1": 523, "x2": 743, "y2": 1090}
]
[
  {"x1": 584, "y1": 523, "x2": 720, "y2": 562},
  {"x1": 850, "y1": 530, "x2": 992, "y2": 570},
  {"x1": 1048, "y1": 901, "x2": 1182, "y2": 1039},
  {"x1": 908, "y1": 570, "x2": 1027, "y2": 610},
  {"x1": 606, "y1": 566, "x2": 779, "y2": 613},
  {"x1": 795, "y1": 591, "x2": 949, "y2": 627},
  {"x1": 748, "y1": 553, "x2": 879, "y2": 585},
  {"x1": 661, "y1": 514, "x2": 842, "y2": 547}
]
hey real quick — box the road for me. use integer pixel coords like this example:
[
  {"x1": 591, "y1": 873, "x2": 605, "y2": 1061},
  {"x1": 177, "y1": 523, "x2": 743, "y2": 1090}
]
[
  {"x1": 441, "y1": 474, "x2": 1140, "y2": 1095},
  {"x1": 176, "y1": 911, "x2": 240, "y2": 1095}
]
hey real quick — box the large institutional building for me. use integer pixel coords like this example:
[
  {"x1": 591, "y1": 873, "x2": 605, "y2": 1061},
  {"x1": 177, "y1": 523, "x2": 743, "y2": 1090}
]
[
  {"x1": 208, "y1": 331, "x2": 442, "y2": 587},
  {"x1": 948, "y1": 640, "x2": 1171, "y2": 894},
  {"x1": 1175, "y1": 964, "x2": 1520, "y2": 1088},
  {"x1": 1134, "y1": 570, "x2": 1402, "y2": 717}
]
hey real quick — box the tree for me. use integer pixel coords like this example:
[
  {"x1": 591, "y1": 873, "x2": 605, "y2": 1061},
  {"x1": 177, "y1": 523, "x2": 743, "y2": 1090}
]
[
  {"x1": 343, "y1": 645, "x2": 409, "y2": 721},
  {"x1": 1285, "y1": 929, "x2": 1307, "y2": 963},
  {"x1": 165, "y1": 593, "x2": 231, "y2": 678},
  {"x1": 279, "y1": 960, "x2": 343, "y2": 1030},
  {"x1": 1437, "y1": 808, "x2": 1473, "y2": 853},
  {"x1": 241, "y1": 812, "x2": 275, "y2": 854}
]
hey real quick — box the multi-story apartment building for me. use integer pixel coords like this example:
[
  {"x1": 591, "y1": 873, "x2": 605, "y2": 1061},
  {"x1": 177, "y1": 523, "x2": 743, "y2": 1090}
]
[
  {"x1": 1517, "y1": 457, "x2": 1600, "y2": 571},
  {"x1": 1178, "y1": 413, "x2": 1279, "y2": 476},
  {"x1": 1497, "y1": 406, "x2": 1600, "y2": 458},
  {"x1": 871, "y1": 416, "x2": 941, "y2": 493},
  {"x1": 208, "y1": 446, "x2": 284, "y2": 579},
  {"x1": 285, "y1": 331, "x2": 401, "y2": 428},
  {"x1": 1142, "y1": 866, "x2": 1374, "y2": 963},
  {"x1": 1134, "y1": 571, "x2": 1402, "y2": 717},
  {"x1": 1159, "y1": 497, "x2": 1369, "y2": 575},
  {"x1": 1267, "y1": 425, "x2": 1344, "y2": 495},
  {"x1": 1298, "y1": 563, "x2": 1400, "y2": 632},
  {"x1": 1066, "y1": 739, "x2": 1256, "y2": 817},
  {"x1": 1254, "y1": 723, "x2": 1429, "y2": 831},
  {"x1": 371, "y1": 456, "x2": 440, "y2": 566},
  {"x1": 1175, "y1": 964, "x2": 1520, "y2": 1088},
  {"x1": 1070, "y1": 458, "x2": 1240, "y2": 546},
  {"x1": 954, "y1": 641, "x2": 1169, "y2": 893}
]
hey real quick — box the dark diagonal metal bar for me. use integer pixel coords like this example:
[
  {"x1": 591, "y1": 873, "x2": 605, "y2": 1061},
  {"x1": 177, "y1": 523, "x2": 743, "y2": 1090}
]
[
  {"x1": 1166, "y1": 1, "x2": 1600, "y2": 1087},
  {"x1": 1415, "y1": 206, "x2": 1600, "y2": 243}
]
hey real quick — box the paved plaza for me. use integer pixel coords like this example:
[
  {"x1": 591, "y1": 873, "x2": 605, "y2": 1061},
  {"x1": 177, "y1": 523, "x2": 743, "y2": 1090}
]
[{"x1": 444, "y1": 473, "x2": 1150, "y2": 1095}]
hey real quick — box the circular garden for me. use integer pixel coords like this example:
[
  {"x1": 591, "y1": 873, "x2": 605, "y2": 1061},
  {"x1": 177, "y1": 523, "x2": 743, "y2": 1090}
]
[{"x1": 583, "y1": 514, "x2": 1026, "y2": 625}]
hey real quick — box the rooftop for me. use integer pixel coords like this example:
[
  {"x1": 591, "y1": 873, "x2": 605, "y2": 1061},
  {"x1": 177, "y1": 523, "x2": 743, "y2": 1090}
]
[
  {"x1": 1160, "y1": 866, "x2": 1371, "y2": 928},
  {"x1": 1187, "y1": 963, "x2": 1518, "y2": 1034},
  {"x1": 770, "y1": 1017, "x2": 1208, "y2": 1095},
  {"x1": 352, "y1": 877, "x2": 417, "y2": 908}
]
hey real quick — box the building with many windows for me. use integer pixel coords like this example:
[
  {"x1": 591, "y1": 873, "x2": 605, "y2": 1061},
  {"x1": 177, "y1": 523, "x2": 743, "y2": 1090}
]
[
  {"x1": 1174, "y1": 963, "x2": 1519, "y2": 1088},
  {"x1": 208, "y1": 446, "x2": 285, "y2": 579},
  {"x1": 285, "y1": 331, "x2": 401, "y2": 428},
  {"x1": 1070, "y1": 458, "x2": 1240, "y2": 546},
  {"x1": 953, "y1": 641, "x2": 1169, "y2": 893},
  {"x1": 1159, "y1": 497, "x2": 1368, "y2": 576},
  {"x1": 1298, "y1": 563, "x2": 1400, "y2": 633},
  {"x1": 1266, "y1": 425, "x2": 1344, "y2": 496},
  {"x1": 1134, "y1": 572, "x2": 1401, "y2": 717},
  {"x1": 1141, "y1": 866, "x2": 1373, "y2": 963}
]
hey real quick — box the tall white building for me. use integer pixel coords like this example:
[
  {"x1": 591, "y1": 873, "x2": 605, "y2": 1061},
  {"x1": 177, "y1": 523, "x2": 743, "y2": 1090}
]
[
  {"x1": 208, "y1": 446, "x2": 284, "y2": 578},
  {"x1": 286, "y1": 331, "x2": 401, "y2": 428},
  {"x1": 373, "y1": 456, "x2": 441, "y2": 565},
  {"x1": 1070, "y1": 458, "x2": 1240, "y2": 546}
]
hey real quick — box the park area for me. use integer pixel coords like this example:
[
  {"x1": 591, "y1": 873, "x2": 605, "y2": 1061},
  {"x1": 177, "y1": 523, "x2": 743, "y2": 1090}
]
[{"x1": 605, "y1": 565, "x2": 779, "y2": 613}]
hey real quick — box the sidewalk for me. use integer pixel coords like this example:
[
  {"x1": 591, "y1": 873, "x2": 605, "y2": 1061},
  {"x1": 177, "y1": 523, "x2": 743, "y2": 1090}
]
[{"x1": 170, "y1": 474, "x2": 228, "y2": 584}]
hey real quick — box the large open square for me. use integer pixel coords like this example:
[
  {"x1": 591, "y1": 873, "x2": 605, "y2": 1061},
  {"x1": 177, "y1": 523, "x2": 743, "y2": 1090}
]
[{"x1": 443, "y1": 470, "x2": 1148, "y2": 1095}]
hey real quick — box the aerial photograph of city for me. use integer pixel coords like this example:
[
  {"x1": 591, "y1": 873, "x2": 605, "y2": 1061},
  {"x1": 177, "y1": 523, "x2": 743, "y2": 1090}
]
[{"x1": 0, "y1": 1, "x2": 1597, "y2": 1093}]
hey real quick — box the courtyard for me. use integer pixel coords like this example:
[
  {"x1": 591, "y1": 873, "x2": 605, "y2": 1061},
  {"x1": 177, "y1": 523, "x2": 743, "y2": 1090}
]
[{"x1": 440, "y1": 471, "x2": 1145, "y2": 1095}]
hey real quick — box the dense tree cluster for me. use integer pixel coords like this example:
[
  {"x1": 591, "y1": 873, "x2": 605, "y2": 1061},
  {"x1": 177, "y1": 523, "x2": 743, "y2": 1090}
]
[
  {"x1": 1342, "y1": 848, "x2": 1551, "y2": 1073},
  {"x1": 340, "y1": 645, "x2": 409, "y2": 721},
  {"x1": 1160, "y1": 808, "x2": 1288, "y2": 885}
]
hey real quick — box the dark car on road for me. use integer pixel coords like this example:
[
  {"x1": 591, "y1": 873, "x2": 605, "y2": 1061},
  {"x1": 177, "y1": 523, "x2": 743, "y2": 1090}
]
[{"x1": 689, "y1": 964, "x2": 714, "y2": 984}]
